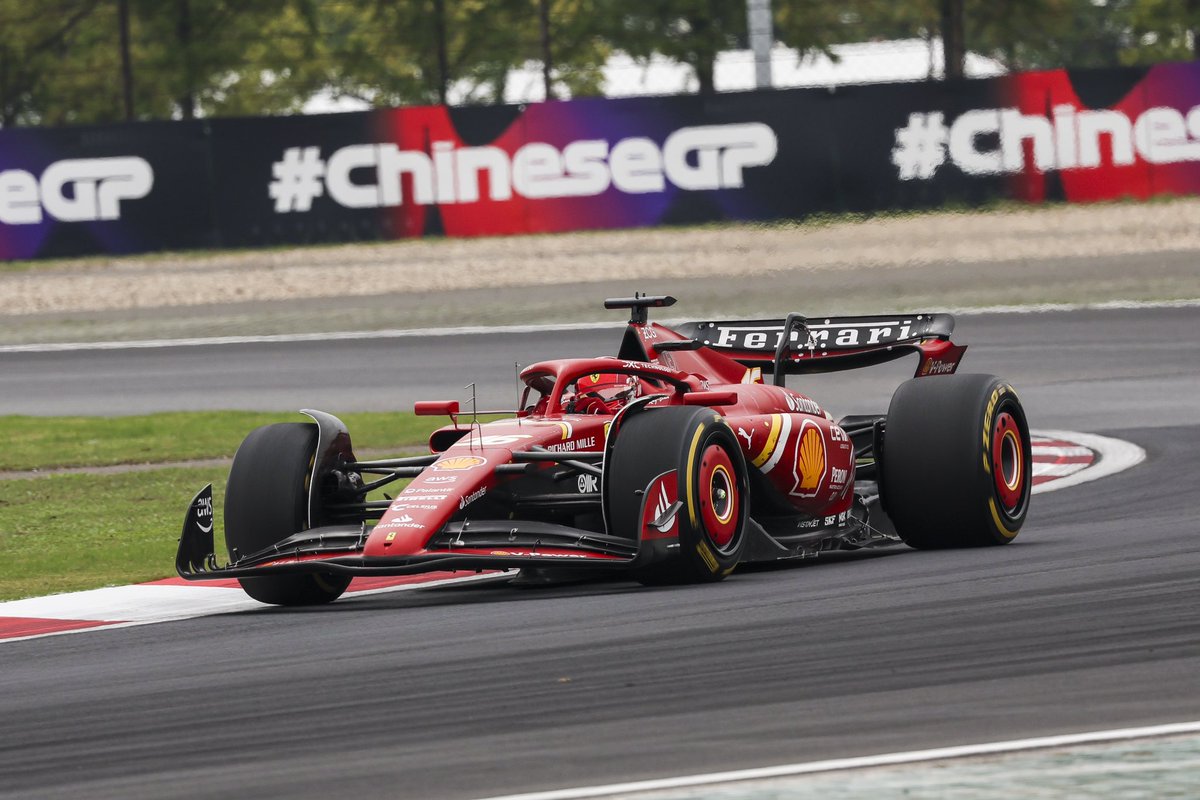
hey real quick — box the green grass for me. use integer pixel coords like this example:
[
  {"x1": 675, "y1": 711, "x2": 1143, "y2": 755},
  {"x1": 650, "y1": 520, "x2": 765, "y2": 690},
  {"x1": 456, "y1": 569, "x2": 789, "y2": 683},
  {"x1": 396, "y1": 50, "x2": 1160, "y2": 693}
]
[
  {"x1": 0, "y1": 410, "x2": 473, "y2": 600},
  {"x1": 0, "y1": 410, "x2": 444, "y2": 471},
  {"x1": 0, "y1": 467, "x2": 227, "y2": 601}
]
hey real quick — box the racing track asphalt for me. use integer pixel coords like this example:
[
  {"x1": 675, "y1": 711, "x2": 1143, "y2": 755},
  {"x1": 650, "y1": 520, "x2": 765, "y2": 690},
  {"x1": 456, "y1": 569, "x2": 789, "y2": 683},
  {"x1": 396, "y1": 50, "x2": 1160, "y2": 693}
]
[
  {"x1": 1, "y1": 306, "x2": 1198, "y2": 431},
  {"x1": 1, "y1": 306, "x2": 1198, "y2": 799}
]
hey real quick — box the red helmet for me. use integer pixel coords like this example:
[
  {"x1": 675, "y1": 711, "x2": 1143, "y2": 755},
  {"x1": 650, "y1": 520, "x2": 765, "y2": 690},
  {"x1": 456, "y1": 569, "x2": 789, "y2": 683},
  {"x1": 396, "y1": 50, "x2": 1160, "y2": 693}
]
[{"x1": 565, "y1": 373, "x2": 640, "y2": 414}]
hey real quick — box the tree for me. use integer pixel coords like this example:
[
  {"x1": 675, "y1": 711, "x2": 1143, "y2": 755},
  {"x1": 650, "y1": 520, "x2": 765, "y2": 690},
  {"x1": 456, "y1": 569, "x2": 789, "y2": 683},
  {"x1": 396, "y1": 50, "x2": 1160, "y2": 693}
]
[
  {"x1": 0, "y1": 0, "x2": 332, "y2": 127},
  {"x1": 312, "y1": 0, "x2": 608, "y2": 107},
  {"x1": 601, "y1": 0, "x2": 746, "y2": 95},
  {"x1": 535, "y1": 0, "x2": 610, "y2": 99},
  {"x1": 1111, "y1": 0, "x2": 1200, "y2": 64},
  {"x1": 317, "y1": 0, "x2": 530, "y2": 106},
  {"x1": 0, "y1": 0, "x2": 106, "y2": 126},
  {"x1": 127, "y1": 0, "x2": 325, "y2": 119},
  {"x1": 967, "y1": 0, "x2": 1105, "y2": 71}
]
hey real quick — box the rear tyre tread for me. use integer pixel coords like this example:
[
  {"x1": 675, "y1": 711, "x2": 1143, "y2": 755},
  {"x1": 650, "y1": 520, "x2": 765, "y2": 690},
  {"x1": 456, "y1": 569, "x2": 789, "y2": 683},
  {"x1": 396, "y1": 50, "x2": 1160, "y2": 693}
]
[{"x1": 882, "y1": 374, "x2": 1031, "y2": 549}]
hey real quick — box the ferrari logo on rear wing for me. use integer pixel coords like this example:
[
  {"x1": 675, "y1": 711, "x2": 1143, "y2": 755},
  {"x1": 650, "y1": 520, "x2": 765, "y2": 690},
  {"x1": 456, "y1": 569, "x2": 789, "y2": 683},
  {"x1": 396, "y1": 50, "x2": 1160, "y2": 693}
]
[
  {"x1": 683, "y1": 313, "x2": 955, "y2": 352},
  {"x1": 672, "y1": 313, "x2": 961, "y2": 378}
]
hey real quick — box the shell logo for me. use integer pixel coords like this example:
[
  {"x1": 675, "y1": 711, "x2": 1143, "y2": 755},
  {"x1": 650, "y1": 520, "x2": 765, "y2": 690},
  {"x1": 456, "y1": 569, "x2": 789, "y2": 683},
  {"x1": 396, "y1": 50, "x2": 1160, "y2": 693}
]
[
  {"x1": 433, "y1": 455, "x2": 487, "y2": 471},
  {"x1": 793, "y1": 424, "x2": 826, "y2": 496}
]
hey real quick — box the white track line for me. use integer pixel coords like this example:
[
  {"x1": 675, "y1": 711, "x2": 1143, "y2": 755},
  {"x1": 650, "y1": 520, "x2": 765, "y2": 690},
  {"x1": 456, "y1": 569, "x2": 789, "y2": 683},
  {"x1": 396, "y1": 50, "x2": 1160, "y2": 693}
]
[
  {"x1": 0, "y1": 321, "x2": 626, "y2": 353},
  {"x1": 475, "y1": 721, "x2": 1200, "y2": 800},
  {"x1": 1030, "y1": 430, "x2": 1146, "y2": 494},
  {"x1": 2, "y1": 299, "x2": 1196, "y2": 354},
  {"x1": 950, "y1": 298, "x2": 1200, "y2": 316},
  {"x1": 0, "y1": 572, "x2": 502, "y2": 644}
]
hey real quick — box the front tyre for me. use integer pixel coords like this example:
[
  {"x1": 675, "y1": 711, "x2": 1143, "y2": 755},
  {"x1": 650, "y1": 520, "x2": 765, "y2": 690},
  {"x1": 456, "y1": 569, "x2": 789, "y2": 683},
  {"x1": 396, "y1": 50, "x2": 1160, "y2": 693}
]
[
  {"x1": 882, "y1": 374, "x2": 1032, "y2": 548},
  {"x1": 224, "y1": 422, "x2": 351, "y2": 605},
  {"x1": 607, "y1": 407, "x2": 749, "y2": 584}
]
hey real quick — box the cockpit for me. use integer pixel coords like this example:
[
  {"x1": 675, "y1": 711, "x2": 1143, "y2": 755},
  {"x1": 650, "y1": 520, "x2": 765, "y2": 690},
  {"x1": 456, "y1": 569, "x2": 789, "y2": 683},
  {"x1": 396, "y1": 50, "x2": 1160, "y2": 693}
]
[
  {"x1": 521, "y1": 371, "x2": 645, "y2": 416},
  {"x1": 561, "y1": 373, "x2": 642, "y2": 414}
]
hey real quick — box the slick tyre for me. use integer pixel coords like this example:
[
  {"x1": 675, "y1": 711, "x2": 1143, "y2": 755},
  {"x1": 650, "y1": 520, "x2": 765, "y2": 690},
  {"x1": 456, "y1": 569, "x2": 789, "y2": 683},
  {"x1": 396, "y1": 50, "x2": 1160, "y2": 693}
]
[
  {"x1": 224, "y1": 422, "x2": 351, "y2": 605},
  {"x1": 607, "y1": 407, "x2": 749, "y2": 584},
  {"x1": 882, "y1": 374, "x2": 1032, "y2": 548}
]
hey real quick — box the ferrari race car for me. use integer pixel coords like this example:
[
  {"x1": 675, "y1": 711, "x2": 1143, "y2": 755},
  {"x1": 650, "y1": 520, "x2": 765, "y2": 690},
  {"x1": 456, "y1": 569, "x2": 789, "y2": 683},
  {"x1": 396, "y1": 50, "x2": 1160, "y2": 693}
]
[{"x1": 177, "y1": 295, "x2": 1032, "y2": 605}]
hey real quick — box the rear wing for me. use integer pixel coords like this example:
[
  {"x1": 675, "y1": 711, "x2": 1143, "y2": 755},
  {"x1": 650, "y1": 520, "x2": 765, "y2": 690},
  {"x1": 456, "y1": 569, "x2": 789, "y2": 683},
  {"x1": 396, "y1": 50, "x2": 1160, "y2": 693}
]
[{"x1": 672, "y1": 313, "x2": 966, "y2": 377}]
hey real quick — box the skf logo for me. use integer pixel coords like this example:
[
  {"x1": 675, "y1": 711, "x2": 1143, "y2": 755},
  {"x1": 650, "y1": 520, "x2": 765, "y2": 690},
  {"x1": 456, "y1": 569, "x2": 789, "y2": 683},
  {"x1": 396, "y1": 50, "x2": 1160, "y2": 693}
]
[{"x1": 0, "y1": 157, "x2": 153, "y2": 225}]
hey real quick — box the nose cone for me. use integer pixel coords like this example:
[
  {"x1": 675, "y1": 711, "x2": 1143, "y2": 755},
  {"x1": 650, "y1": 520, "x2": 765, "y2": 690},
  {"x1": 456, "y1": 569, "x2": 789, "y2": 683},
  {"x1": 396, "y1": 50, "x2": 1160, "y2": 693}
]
[
  {"x1": 361, "y1": 418, "x2": 607, "y2": 556},
  {"x1": 363, "y1": 452, "x2": 496, "y2": 556}
]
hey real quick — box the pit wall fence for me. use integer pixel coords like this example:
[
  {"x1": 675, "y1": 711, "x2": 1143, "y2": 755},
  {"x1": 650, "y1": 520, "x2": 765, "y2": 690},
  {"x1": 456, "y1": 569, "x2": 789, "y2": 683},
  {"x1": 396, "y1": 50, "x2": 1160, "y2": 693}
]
[{"x1": 3, "y1": 62, "x2": 1199, "y2": 261}]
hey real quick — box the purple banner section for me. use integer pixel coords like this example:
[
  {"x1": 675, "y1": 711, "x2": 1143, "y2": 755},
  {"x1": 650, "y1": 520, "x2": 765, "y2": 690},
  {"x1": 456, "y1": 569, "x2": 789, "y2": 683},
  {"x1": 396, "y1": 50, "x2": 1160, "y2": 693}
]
[
  {"x1": 5, "y1": 62, "x2": 1200, "y2": 260},
  {"x1": 0, "y1": 121, "x2": 213, "y2": 260}
]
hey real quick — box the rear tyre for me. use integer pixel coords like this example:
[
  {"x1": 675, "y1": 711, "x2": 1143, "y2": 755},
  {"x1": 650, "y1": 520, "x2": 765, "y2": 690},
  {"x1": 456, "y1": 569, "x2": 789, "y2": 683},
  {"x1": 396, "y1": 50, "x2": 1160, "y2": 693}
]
[
  {"x1": 224, "y1": 423, "x2": 351, "y2": 605},
  {"x1": 607, "y1": 407, "x2": 749, "y2": 584},
  {"x1": 882, "y1": 374, "x2": 1031, "y2": 548}
]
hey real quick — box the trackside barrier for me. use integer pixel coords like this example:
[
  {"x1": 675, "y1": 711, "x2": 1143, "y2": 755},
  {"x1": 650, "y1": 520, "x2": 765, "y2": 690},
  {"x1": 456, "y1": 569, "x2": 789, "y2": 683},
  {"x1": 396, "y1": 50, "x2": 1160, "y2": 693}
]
[{"x1": 3, "y1": 62, "x2": 1200, "y2": 260}]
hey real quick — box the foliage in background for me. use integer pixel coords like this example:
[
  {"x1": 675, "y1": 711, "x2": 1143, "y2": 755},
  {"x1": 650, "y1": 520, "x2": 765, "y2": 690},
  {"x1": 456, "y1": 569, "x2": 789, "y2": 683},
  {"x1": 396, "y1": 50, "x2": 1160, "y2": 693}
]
[
  {"x1": 602, "y1": 0, "x2": 746, "y2": 95},
  {"x1": 1, "y1": 0, "x2": 1200, "y2": 127}
]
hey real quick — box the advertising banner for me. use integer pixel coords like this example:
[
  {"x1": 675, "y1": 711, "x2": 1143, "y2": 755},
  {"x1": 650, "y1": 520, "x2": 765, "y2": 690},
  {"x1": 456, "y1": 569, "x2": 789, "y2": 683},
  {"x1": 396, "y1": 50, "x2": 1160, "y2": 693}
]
[
  {"x1": 891, "y1": 63, "x2": 1200, "y2": 204},
  {"x1": 5, "y1": 61, "x2": 1200, "y2": 261},
  {"x1": 0, "y1": 121, "x2": 213, "y2": 260},
  {"x1": 209, "y1": 95, "x2": 797, "y2": 245}
]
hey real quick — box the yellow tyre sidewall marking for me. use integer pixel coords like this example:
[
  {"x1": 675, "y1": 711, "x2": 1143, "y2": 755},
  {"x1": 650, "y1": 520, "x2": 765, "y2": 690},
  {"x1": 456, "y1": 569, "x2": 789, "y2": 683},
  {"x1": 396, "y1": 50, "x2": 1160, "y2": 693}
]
[
  {"x1": 685, "y1": 423, "x2": 706, "y2": 527},
  {"x1": 696, "y1": 541, "x2": 720, "y2": 573}
]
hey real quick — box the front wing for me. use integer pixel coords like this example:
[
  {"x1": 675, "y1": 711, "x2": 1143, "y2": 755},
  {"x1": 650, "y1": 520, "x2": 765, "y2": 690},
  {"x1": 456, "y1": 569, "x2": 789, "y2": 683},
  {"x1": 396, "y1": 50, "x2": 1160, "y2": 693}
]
[{"x1": 175, "y1": 486, "x2": 644, "y2": 581}]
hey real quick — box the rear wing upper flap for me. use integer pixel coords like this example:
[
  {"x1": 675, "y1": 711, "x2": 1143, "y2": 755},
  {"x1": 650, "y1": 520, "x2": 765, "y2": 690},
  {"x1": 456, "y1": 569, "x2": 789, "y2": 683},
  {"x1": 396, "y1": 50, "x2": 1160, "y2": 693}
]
[{"x1": 672, "y1": 313, "x2": 964, "y2": 376}]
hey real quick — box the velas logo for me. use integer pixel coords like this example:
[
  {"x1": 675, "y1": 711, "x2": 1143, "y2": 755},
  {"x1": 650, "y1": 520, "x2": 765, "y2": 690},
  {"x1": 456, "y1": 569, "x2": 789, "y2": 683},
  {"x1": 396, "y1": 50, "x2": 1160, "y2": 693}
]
[
  {"x1": 267, "y1": 123, "x2": 778, "y2": 213},
  {"x1": 433, "y1": 455, "x2": 487, "y2": 471},
  {"x1": 0, "y1": 157, "x2": 153, "y2": 225}
]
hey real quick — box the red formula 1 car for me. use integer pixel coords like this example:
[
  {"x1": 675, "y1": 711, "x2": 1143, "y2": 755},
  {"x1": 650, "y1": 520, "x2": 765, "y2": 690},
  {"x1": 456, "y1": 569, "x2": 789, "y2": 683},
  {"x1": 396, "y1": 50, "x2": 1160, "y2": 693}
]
[{"x1": 177, "y1": 295, "x2": 1032, "y2": 605}]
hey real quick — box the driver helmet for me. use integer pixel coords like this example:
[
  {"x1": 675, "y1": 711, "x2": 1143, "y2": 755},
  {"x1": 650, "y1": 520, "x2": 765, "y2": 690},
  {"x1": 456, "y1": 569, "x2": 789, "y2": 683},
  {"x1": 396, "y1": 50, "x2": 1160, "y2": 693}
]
[{"x1": 566, "y1": 373, "x2": 640, "y2": 414}]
